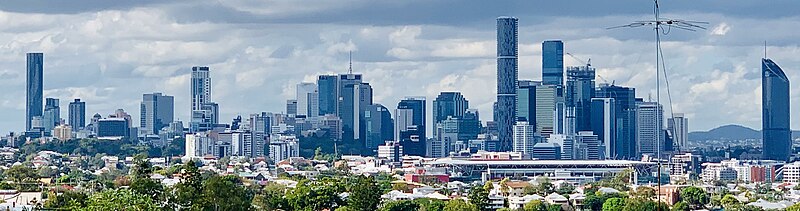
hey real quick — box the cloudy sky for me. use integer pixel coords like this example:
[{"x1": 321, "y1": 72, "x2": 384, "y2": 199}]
[{"x1": 0, "y1": 0, "x2": 798, "y2": 133}]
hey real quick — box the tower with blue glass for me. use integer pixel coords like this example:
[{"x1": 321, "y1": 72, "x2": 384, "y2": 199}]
[
  {"x1": 542, "y1": 40, "x2": 564, "y2": 86},
  {"x1": 762, "y1": 58, "x2": 790, "y2": 161}
]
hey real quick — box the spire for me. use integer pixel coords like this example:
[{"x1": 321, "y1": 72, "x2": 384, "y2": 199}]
[
  {"x1": 348, "y1": 51, "x2": 353, "y2": 74},
  {"x1": 764, "y1": 40, "x2": 768, "y2": 59}
]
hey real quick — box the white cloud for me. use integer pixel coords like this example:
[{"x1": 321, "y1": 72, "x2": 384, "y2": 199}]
[{"x1": 710, "y1": 22, "x2": 731, "y2": 36}]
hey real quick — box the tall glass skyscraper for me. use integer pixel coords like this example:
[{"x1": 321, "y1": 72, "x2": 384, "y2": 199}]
[
  {"x1": 190, "y1": 66, "x2": 217, "y2": 132},
  {"x1": 140, "y1": 93, "x2": 174, "y2": 135},
  {"x1": 762, "y1": 58, "x2": 791, "y2": 161},
  {"x1": 69, "y1": 99, "x2": 86, "y2": 129},
  {"x1": 542, "y1": 40, "x2": 564, "y2": 86},
  {"x1": 432, "y1": 92, "x2": 469, "y2": 124},
  {"x1": 496, "y1": 16, "x2": 518, "y2": 152},
  {"x1": 43, "y1": 98, "x2": 60, "y2": 133},
  {"x1": 596, "y1": 84, "x2": 637, "y2": 159},
  {"x1": 317, "y1": 75, "x2": 338, "y2": 116},
  {"x1": 26, "y1": 53, "x2": 44, "y2": 131},
  {"x1": 364, "y1": 104, "x2": 394, "y2": 152},
  {"x1": 517, "y1": 80, "x2": 539, "y2": 125},
  {"x1": 396, "y1": 97, "x2": 426, "y2": 156},
  {"x1": 566, "y1": 66, "x2": 596, "y2": 132}
]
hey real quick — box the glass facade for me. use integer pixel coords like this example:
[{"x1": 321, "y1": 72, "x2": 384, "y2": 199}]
[
  {"x1": 762, "y1": 58, "x2": 791, "y2": 161},
  {"x1": 497, "y1": 16, "x2": 518, "y2": 152},
  {"x1": 542, "y1": 40, "x2": 564, "y2": 86},
  {"x1": 69, "y1": 99, "x2": 86, "y2": 129},
  {"x1": 396, "y1": 97, "x2": 426, "y2": 156},
  {"x1": 317, "y1": 75, "x2": 338, "y2": 116},
  {"x1": 595, "y1": 84, "x2": 637, "y2": 159},
  {"x1": 566, "y1": 66, "x2": 596, "y2": 132},
  {"x1": 432, "y1": 92, "x2": 469, "y2": 125},
  {"x1": 26, "y1": 53, "x2": 44, "y2": 131}
]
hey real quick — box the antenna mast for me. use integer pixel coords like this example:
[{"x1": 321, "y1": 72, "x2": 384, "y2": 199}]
[
  {"x1": 608, "y1": 0, "x2": 707, "y2": 204},
  {"x1": 348, "y1": 51, "x2": 353, "y2": 74}
]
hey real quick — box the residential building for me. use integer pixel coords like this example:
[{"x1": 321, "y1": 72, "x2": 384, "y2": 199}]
[
  {"x1": 496, "y1": 16, "x2": 519, "y2": 152},
  {"x1": 269, "y1": 135, "x2": 300, "y2": 163},
  {"x1": 190, "y1": 66, "x2": 218, "y2": 132},
  {"x1": 53, "y1": 124, "x2": 72, "y2": 141},
  {"x1": 513, "y1": 121, "x2": 537, "y2": 158},
  {"x1": 26, "y1": 53, "x2": 44, "y2": 131}
]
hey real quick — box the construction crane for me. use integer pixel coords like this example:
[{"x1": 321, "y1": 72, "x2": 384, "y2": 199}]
[{"x1": 565, "y1": 52, "x2": 613, "y2": 85}]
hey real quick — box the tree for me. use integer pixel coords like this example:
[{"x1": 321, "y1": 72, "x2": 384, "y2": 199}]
[
  {"x1": 171, "y1": 160, "x2": 203, "y2": 209},
  {"x1": 381, "y1": 200, "x2": 420, "y2": 211},
  {"x1": 680, "y1": 186, "x2": 709, "y2": 209},
  {"x1": 5, "y1": 164, "x2": 37, "y2": 184},
  {"x1": 468, "y1": 184, "x2": 490, "y2": 211},
  {"x1": 443, "y1": 199, "x2": 478, "y2": 211},
  {"x1": 523, "y1": 200, "x2": 547, "y2": 211},
  {"x1": 672, "y1": 201, "x2": 689, "y2": 211},
  {"x1": 200, "y1": 175, "x2": 254, "y2": 211},
  {"x1": 556, "y1": 182, "x2": 575, "y2": 195},
  {"x1": 584, "y1": 192, "x2": 626, "y2": 211},
  {"x1": 43, "y1": 190, "x2": 88, "y2": 209},
  {"x1": 253, "y1": 183, "x2": 288, "y2": 210},
  {"x1": 83, "y1": 189, "x2": 158, "y2": 210},
  {"x1": 602, "y1": 197, "x2": 625, "y2": 211},
  {"x1": 787, "y1": 202, "x2": 800, "y2": 211},
  {"x1": 621, "y1": 198, "x2": 668, "y2": 211},
  {"x1": 286, "y1": 178, "x2": 344, "y2": 211},
  {"x1": 413, "y1": 198, "x2": 445, "y2": 211},
  {"x1": 631, "y1": 186, "x2": 655, "y2": 200},
  {"x1": 348, "y1": 176, "x2": 382, "y2": 211},
  {"x1": 721, "y1": 194, "x2": 741, "y2": 209}
]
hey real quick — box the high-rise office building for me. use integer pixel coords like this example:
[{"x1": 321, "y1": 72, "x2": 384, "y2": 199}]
[
  {"x1": 566, "y1": 66, "x2": 596, "y2": 132},
  {"x1": 396, "y1": 97, "x2": 426, "y2": 156},
  {"x1": 317, "y1": 75, "x2": 338, "y2": 116},
  {"x1": 190, "y1": 66, "x2": 218, "y2": 132},
  {"x1": 364, "y1": 104, "x2": 394, "y2": 153},
  {"x1": 337, "y1": 73, "x2": 363, "y2": 116},
  {"x1": 496, "y1": 16, "x2": 519, "y2": 152},
  {"x1": 595, "y1": 84, "x2": 637, "y2": 159},
  {"x1": 668, "y1": 113, "x2": 689, "y2": 151},
  {"x1": 286, "y1": 100, "x2": 297, "y2": 115},
  {"x1": 542, "y1": 40, "x2": 564, "y2": 86},
  {"x1": 296, "y1": 82, "x2": 319, "y2": 117},
  {"x1": 26, "y1": 53, "x2": 44, "y2": 131},
  {"x1": 762, "y1": 58, "x2": 791, "y2": 161},
  {"x1": 534, "y1": 85, "x2": 564, "y2": 137},
  {"x1": 140, "y1": 93, "x2": 174, "y2": 135},
  {"x1": 43, "y1": 98, "x2": 60, "y2": 133},
  {"x1": 636, "y1": 100, "x2": 665, "y2": 157},
  {"x1": 591, "y1": 98, "x2": 617, "y2": 158},
  {"x1": 532, "y1": 143, "x2": 561, "y2": 160},
  {"x1": 435, "y1": 109, "x2": 481, "y2": 154},
  {"x1": 341, "y1": 82, "x2": 372, "y2": 146},
  {"x1": 517, "y1": 80, "x2": 539, "y2": 125},
  {"x1": 513, "y1": 121, "x2": 536, "y2": 158},
  {"x1": 433, "y1": 92, "x2": 469, "y2": 124},
  {"x1": 69, "y1": 99, "x2": 86, "y2": 130},
  {"x1": 575, "y1": 131, "x2": 601, "y2": 160}
]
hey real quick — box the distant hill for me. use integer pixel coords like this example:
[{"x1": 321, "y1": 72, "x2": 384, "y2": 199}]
[{"x1": 689, "y1": 124, "x2": 800, "y2": 141}]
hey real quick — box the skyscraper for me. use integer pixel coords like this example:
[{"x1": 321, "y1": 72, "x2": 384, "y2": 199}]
[
  {"x1": 140, "y1": 93, "x2": 174, "y2": 135},
  {"x1": 668, "y1": 113, "x2": 688, "y2": 151},
  {"x1": 285, "y1": 100, "x2": 298, "y2": 115},
  {"x1": 636, "y1": 100, "x2": 664, "y2": 157},
  {"x1": 26, "y1": 53, "x2": 44, "y2": 131},
  {"x1": 542, "y1": 40, "x2": 564, "y2": 86},
  {"x1": 497, "y1": 16, "x2": 518, "y2": 152},
  {"x1": 432, "y1": 92, "x2": 469, "y2": 137},
  {"x1": 43, "y1": 98, "x2": 60, "y2": 133},
  {"x1": 566, "y1": 66, "x2": 596, "y2": 132},
  {"x1": 396, "y1": 97, "x2": 426, "y2": 156},
  {"x1": 535, "y1": 85, "x2": 564, "y2": 136},
  {"x1": 591, "y1": 98, "x2": 616, "y2": 158},
  {"x1": 513, "y1": 121, "x2": 536, "y2": 159},
  {"x1": 517, "y1": 80, "x2": 539, "y2": 125},
  {"x1": 364, "y1": 104, "x2": 394, "y2": 153},
  {"x1": 69, "y1": 99, "x2": 86, "y2": 129},
  {"x1": 296, "y1": 82, "x2": 319, "y2": 117},
  {"x1": 190, "y1": 66, "x2": 217, "y2": 132},
  {"x1": 317, "y1": 75, "x2": 338, "y2": 116},
  {"x1": 595, "y1": 84, "x2": 637, "y2": 159},
  {"x1": 762, "y1": 58, "x2": 791, "y2": 161},
  {"x1": 337, "y1": 73, "x2": 363, "y2": 116}
]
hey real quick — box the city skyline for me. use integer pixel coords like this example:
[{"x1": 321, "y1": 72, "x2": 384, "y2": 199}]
[{"x1": 1, "y1": 1, "x2": 799, "y2": 132}]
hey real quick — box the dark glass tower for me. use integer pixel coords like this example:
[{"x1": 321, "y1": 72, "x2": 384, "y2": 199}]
[
  {"x1": 432, "y1": 92, "x2": 469, "y2": 124},
  {"x1": 26, "y1": 53, "x2": 44, "y2": 131},
  {"x1": 595, "y1": 84, "x2": 637, "y2": 159},
  {"x1": 365, "y1": 104, "x2": 394, "y2": 153},
  {"x1": 762, "y1": 58, "x2": 790, "y2": 161},
  {"x1": 317, "y1": 75, "x2": 338, "y2": 116},
  {"x1": 69, "y1": 99, "x2": 86, "y2": 129},
  {"x1": 396, "y1": 97, "x2": 426, "y2": 156},
  {"x1": 516, "y1": 80, "x2": 539, "y2": 125},
  {"x1": 496, "y1": 16, "x2": 518, "y2": 152},
  {"x1": 566, "y1": 66, "x2": 596, "y2": 132},
  {"x1": 542, "y1": 40, "x2": 564, "y2": 86}
]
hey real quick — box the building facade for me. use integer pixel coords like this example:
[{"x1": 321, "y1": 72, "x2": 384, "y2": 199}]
[
  {"x1": 26, "y1": 53, "x2": 44, "y2": 131},
  {"x1": 140, "y1": 93, "x2": 174, "y2": 135},
  {"x1": 68, "y1": 99, "x2": 86, "y2": 130},
  {"x1": 542, "y1": 40, "x2": 564, "y2": 86},
  {"x1": 667, "y1": 113, "x2": 688, "y2": 151},
  {"x1": 496, "y1": 16, "x2": 519, "y2": 152},
  {"x1": 761, "y1": 58, "x2": 791, "y2": 161}
]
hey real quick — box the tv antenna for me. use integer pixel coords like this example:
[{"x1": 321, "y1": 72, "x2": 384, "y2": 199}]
[{"x1": 607, "y1": 0, "x2": 707, "y2": 204}]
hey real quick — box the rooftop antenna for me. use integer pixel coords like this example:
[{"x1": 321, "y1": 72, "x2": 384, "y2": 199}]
[
  {"x1": 608, "y1": 0, "x2": 707, "y2": 206},
  {"x1": 348, "y1": 51, "x2": 353, "y2": 74},
  {"x1": 764, "y1": 41, "x2": 767, "y2": 58}
]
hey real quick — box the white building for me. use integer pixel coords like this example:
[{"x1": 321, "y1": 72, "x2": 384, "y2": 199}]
[
  {"x1": 378, "y1": 141, "x2": 403, "y2": 163},
  {"x1": 636, "y1": 101, "x2": 664, "y2": 156},
  {"x1": 701, "y1": 162, "x2": 737, "y2": 182},
  {"x1": 513, "y1": 121, "x2": 537, "y2": 159},
  {"x1": 296, "y1": 82, "x2": 319, "y2": 117},
  {"x1": 53, "y1": 124, "x2": 72, "y2": 141},
  {"x1": 783, "y1": 162, "x2": 800, "y2": 183},
  {"x1": 668, "y1": 113, "x2": 688, "y2": 151},
  {"x1": 268, "y1": 135, "x2": 299, "y2": 162},
  {"x1": 185, "y1": 133, "x2": 213, "y2": 158}
]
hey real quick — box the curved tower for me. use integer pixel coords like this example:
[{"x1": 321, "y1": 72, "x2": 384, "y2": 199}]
[{"x1": 762, "y1": 58, "x2": 791, "y2": 161}]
